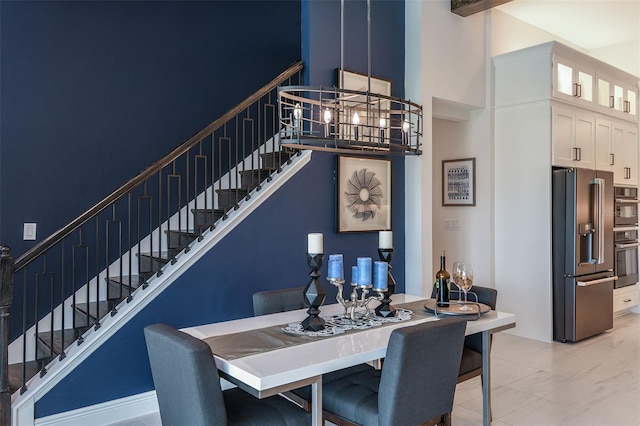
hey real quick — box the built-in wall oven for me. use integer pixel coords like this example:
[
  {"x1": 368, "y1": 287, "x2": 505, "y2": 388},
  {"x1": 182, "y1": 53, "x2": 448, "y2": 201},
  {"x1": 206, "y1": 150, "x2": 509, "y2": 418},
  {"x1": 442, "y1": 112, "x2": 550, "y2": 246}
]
[{"x1": 614, "y1": 187, "x2": 639, "y2": 289}]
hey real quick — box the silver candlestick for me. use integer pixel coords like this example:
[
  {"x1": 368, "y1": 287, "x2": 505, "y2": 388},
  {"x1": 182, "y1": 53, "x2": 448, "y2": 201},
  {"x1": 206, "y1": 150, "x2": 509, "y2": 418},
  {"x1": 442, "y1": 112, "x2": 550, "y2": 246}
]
[{"x1": 328, "y1": 278, "x2": 385, "y2": 321}]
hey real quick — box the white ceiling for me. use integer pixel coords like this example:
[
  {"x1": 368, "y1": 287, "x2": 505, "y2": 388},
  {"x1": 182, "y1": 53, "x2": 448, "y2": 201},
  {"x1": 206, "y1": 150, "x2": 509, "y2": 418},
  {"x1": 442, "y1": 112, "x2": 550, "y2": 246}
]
[{"x1": 495, "y1": 0, "x2": 640, "y2": 51}]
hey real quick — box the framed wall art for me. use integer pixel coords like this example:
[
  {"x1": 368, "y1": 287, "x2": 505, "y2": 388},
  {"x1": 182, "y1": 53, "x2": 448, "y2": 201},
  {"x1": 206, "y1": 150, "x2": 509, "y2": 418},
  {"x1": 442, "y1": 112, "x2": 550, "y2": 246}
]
[
  {"x1": 338, "y1": 156, "x2": 392, "y2": 233},
  {"x1": 337, "y1": 69, "x2": 392, "y2": 141},
  {"x1": 442, "y1": 157, "x2": 476, "y2": 206},
  {"x1": 338, "y1": 69, "x2": 391, "y2": 97}
]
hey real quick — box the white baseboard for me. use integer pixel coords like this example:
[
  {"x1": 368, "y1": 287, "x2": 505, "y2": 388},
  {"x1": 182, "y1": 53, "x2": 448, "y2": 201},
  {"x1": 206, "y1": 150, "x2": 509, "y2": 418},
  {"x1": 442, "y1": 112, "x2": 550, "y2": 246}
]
[{"x1": 34, "y1": 391, "x2": 158, "y2": 426}]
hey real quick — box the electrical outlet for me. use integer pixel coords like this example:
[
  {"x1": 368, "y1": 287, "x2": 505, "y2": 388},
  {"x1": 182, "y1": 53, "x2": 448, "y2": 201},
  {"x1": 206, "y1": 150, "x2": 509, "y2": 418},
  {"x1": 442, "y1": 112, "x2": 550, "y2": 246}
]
[{"x1": 23, "y1": 223, "x2": 37, "y2": 240}]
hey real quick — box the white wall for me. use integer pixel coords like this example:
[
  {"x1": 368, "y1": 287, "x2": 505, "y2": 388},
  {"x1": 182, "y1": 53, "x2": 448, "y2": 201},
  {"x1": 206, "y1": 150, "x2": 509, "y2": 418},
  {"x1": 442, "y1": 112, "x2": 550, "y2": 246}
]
[
  {"x1": 491, "y1": 9, "x2": 639, "y2": 77},
  {"x1": 405, "y1": 0, "x2": 490, "y2": 297},
  {"x1": 404, "y1": 0, "x2": 431, "y2": 297},
  {"x1": 432, "y1": 110, "x2": 494, "y2": 286},
  {"x1": 590, "y1": 39, "x2": 640, "y2": 78}
]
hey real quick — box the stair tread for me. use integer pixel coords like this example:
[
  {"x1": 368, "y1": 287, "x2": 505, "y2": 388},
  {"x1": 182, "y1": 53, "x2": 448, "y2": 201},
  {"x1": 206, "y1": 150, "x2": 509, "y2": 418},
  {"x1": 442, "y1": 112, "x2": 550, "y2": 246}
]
[
  {"x1": 75, "y1": 300, "x2": 111, "y2": 319},
  {"x1": 165, "y1": 229, "x2": 200, "y2": 235},
  {"x1": 37, "y1": 329, "x2": 79, "y2": 358},
  {"x1": 106, "y1": 274, "x2": 144, "y2": 287},
  {"x1": 191, "y1": 208, "x2": 225, "y2": 213},
  {"x1": 215, "y1": 188, "x2": 249, "y2": 193},
  {"x1": 137, "y1": 251, "x2": 173, "y2": 261},
  {"x1": 8, "y1": 360, "x2": 41, "y2": 393}
]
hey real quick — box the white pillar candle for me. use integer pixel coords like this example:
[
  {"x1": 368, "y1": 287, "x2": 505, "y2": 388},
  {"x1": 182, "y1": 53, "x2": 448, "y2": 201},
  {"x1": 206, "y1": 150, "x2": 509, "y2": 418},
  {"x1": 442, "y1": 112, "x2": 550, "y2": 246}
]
[
  {"x1": 379, "y1": 231, "x2": 393, "y2": 249},
  {"x1": 307, "y1": 233, "x2": 323, "y2": 254}
]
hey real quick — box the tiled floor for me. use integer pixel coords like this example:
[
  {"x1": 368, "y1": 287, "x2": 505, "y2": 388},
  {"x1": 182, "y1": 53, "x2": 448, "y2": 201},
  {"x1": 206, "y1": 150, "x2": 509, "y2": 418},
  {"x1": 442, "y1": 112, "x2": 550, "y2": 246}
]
[{"x1": 110, "y1": 312, "x2": 640, "y2": 426}]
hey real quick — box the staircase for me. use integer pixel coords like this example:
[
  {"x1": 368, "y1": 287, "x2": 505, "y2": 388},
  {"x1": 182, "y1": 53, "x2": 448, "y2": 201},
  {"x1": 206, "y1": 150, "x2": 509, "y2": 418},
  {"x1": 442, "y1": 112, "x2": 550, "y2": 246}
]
[{"x1": 4, "y1": 61, "x2": 304, "y2": 404}]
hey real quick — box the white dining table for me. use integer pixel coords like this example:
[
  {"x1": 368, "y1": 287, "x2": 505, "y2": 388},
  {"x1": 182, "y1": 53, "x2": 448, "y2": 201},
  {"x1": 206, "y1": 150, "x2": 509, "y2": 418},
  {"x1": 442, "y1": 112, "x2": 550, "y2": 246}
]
[{"x1": 181, "y1": 293, "x2": 516, "y2": 426}]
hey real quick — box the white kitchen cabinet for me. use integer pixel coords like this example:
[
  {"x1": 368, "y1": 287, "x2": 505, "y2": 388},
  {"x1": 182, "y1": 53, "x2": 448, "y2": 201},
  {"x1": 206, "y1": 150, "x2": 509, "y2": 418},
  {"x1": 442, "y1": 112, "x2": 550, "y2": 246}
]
[
  {"x1": 552, "y1": 106, "x2": 595, "y2": 169},
  {"x1": 553, "y1": 54, "x2": 595, "y2": 108},
  {"x1": 613, "y1": 285, "x2": 639, "y2": 316},
  {"x1": 613, "y1": 121, "x2": 639, "y2": 186},
  {"x1": 597, "y1": 73, "x2": 638, "y2": 120},
  {"x1": 595, "y1": 117, "x2": 614, "y2": 172}
]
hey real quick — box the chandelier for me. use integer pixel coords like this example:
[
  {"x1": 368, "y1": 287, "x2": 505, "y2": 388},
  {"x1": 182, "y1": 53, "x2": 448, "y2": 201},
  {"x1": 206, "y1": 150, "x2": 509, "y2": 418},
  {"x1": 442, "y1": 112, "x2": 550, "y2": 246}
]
[{"x1": 278, "y1": 1, "x2": 423, "y2": 156}]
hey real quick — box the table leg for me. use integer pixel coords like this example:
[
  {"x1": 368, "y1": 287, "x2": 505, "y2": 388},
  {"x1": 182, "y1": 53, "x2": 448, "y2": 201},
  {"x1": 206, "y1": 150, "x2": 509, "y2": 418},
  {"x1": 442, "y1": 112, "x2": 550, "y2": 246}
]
[
  {"x1": 311, "y1": 375, "x2": 322, "y2": 426},
  {"x1": 482, "y1": 330, "x2": 491, "y2": 426}
]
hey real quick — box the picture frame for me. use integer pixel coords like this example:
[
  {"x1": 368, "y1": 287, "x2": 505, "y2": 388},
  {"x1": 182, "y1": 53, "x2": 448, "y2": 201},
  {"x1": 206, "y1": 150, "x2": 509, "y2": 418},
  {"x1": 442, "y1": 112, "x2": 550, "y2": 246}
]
[
  {"x1": 337, "y1": 155, "x2": 392, "y2": 233},
  {"x1": 337, "y1": 69, "x2": 392, "y2": 141},
  {"x1": 442, "y1": 158, "x2": 476, "y2": 206},
  {"x1": 338, "y1": 69, "x2": 392, "y2": 97}
]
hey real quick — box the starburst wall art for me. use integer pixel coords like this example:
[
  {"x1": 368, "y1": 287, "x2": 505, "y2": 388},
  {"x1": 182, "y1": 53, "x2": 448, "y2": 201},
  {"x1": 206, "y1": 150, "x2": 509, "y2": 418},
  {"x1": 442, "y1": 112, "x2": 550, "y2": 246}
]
[{"x1": 338, "y1": 156, "x2": 391, "y2": 233}]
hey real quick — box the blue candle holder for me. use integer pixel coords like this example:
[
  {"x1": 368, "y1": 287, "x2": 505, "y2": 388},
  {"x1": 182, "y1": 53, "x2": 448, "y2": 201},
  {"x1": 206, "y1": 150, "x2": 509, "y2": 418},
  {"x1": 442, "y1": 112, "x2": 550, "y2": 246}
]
[
  {"x1": 375, "y1": 248, "x2": 396, "y2": 317},
  {"x1": 302, "y1": 253, "x2": 326, "y2": 331}
]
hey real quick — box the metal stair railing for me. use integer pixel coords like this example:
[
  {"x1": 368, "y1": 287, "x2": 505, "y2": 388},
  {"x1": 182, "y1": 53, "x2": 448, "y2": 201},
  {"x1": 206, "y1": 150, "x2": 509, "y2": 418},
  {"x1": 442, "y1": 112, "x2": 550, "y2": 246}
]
[{"x1": 2, "y1": 61, "x2": 303, "y2": 399}]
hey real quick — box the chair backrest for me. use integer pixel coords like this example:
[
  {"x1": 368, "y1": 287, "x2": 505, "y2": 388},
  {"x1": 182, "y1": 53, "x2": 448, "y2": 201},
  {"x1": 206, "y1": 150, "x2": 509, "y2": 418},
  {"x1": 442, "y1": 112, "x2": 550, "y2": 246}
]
[
  {"x1": 464, "y1": 286, "x2": 497, "y2": 353},
  {"x1": 144, "y1": 323, "x2": 227, "y2": 426},
  {"x1": 378, "y1": 317, "x2": 467, "y2": 426},
  {"x1": 430, "y1": 284, "x2": 497, "y2": 309},
  {"x1": 252, "y1": 286, "x2": 306, "y2": 316}
]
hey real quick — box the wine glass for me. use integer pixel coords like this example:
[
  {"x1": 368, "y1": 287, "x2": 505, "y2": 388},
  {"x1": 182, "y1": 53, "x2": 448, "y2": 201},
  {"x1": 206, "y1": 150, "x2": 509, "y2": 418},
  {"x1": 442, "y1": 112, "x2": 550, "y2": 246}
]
[
  {"x1": 454, "y1": 262, "x2": 474, "y2": 311},
  {"x1": 450, "y1": 261, "x2": 462, "y2": 300}
]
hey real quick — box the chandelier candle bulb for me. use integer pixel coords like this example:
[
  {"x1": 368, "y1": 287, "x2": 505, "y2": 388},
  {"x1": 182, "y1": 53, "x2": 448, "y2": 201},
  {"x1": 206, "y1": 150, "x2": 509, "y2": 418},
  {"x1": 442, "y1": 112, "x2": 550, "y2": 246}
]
[
  {"x1": 307, "y1": 233, "x2": 323, "y2": 254},
  {"x1": 373, "y1": 261, "x2": 388, "y2": 290},
  {"x1": 357, "y1": 257, "x2": 372, "y2": 286},
  {"x1": 328, "y1": 254, "x2": 344, "y2": 280},
  {"x1": 378, "y1": 231, "x2": 393, "y2": 249},
  {"x1": 324, "y1": 108, "x2": 332, "y2": 137},
  {"x1": 379, "y1": 117, "x2": 386, "y2": 142},
  {"x1": 353, "y1": 112, "x2": 360, "y2": 141}
]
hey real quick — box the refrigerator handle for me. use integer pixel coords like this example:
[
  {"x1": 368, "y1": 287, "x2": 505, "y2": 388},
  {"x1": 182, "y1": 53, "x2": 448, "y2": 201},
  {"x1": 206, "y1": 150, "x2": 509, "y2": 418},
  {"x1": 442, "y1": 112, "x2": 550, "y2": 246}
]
[
  {"x1": 592, "y1": 178, "x2": 605, "y2": 265},
  {"x1": 576, "y1": 276, "x2": 618, "y2": 286}
]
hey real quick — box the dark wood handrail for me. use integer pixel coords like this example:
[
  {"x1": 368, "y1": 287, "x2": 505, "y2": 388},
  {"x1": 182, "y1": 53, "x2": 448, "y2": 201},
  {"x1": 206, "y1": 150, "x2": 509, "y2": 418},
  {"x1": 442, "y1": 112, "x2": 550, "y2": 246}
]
[{"x1": 15, "y1": 61, "x2": 304, "y2": 270}]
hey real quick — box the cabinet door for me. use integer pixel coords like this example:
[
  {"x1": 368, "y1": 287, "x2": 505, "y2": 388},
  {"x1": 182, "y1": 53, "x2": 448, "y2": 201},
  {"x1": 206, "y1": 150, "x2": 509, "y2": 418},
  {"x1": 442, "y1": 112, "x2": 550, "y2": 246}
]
[
  {"x1": 575, "y1": 112, "x2": 595, "y2": 169},
  {"x1": 553, "y1": 55, "x2": 595, "y2": 107},
  {"x1": 613, "y1": 125, "x2": 625, "y2": 184},
  {"x1": 598, "y1": 72, "x2": 638, "y2": 119},
  {"x1": 595, "y1": 118, "x2": 614, "y2": 172},
  {"x1": 626, "y1": 87, "x2": 637, "y2": 118},
  {"x1": 552, "y1": 107, "x2": 576, "y2": 167},
  {"x1": 623, "y1": 125, "x2": 638, "y2": 186},
  {"x1": 613, "y1": 122, "x2": 639, "y2": 186}
]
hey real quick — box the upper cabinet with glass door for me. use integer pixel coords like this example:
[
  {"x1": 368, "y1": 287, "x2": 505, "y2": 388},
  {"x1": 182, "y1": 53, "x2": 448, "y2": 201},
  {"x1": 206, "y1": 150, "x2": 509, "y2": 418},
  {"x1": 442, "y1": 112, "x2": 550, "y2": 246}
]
[
  {"x1": 553, "y1": 55, "x2": 596, "y2": 108},
  {"x1": 495, "y1": 41, "x2": 638, "y2": 123},
  {"x1": 597, "y1": 72, "x2": 638, "y2": 120}
]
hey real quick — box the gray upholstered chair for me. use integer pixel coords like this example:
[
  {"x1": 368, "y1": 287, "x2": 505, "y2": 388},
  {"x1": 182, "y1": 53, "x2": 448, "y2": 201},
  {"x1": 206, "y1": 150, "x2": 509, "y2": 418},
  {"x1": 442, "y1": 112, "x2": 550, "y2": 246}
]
[
  {"x1": 321, "y1": 317, "x2": 467, "y2": 426},
  {"x1": 456, "y1": 286, "x2": 497, "y2": 382},
  {"x1": 144, "y1": 323, "x2": 311, "y2": 426},
  {"x1": 430, "y1": 285, "x2": 498, "y2": 383},
  {"x1": 251, "y1": 287, "x2": 374, "y2": 412},
  {"x1": 252, "y1": 286, "x2": 306, "y2": 316}
]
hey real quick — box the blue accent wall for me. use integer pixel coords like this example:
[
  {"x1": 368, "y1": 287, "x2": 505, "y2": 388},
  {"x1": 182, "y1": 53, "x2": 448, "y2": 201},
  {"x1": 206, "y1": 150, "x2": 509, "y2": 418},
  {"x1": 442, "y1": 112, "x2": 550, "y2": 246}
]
[
  {"x1": 4, "y1": 0, "x2": 407, "y2": 417},
  {"x1": 0, "y1": 0, "x2": 300, "y2": 256}
]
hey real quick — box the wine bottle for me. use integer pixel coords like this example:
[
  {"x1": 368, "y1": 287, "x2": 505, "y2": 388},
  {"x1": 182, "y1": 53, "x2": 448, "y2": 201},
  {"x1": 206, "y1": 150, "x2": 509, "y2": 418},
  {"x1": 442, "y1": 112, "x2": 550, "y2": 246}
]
[{"x1": 435, "y1": 250, "x2": 450, "y2": 307}]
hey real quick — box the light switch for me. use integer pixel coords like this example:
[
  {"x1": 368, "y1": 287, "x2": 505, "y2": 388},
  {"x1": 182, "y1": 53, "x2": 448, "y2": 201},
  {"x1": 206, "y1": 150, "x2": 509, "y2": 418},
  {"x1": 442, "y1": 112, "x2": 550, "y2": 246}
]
[
  {"x1": 23, "y1": 223, "x2": 37, "y2": 241},
  {"x1": 444, "y1": 219, "x2": 460, "y2": 231}
]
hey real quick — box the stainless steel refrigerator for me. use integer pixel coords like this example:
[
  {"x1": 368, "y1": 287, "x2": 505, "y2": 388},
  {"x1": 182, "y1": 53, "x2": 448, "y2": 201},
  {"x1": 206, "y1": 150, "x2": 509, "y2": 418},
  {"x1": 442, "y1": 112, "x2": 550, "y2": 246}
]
[{"x1": 552, "y1": 168, "x2": 616, "y2": 342}]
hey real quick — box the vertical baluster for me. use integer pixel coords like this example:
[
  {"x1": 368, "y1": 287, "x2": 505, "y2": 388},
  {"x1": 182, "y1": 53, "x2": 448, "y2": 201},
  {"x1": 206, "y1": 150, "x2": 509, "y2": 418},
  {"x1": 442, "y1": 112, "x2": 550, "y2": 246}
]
[
  {"x1": 217, "y1": 133, "x2": 223, "y2": 219},
  {"x1": 20, "y1": 269, "x2": 27, "y2": 394},
  {"x1": 156, "y1": 172, "x2": 163, "y2": 277},
  {"x1": 94, "y1": 217, "x2": 100, "y2": 330},
  {"x1": 127, "y1": 192, "x2": 133, "y2": 302},
  {"x1": 234, "y1": 116, "x2": 240, "y2": 208},
  {"x1": 59, "y1": 241, "x2": 66, "y2": 360}
]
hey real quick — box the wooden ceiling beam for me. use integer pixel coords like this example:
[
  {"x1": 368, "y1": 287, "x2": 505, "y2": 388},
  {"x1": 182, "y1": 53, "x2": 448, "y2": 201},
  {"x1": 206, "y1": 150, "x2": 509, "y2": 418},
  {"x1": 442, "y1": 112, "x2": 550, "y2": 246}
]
[{"x1": 451, "y1": 0, "x2": 512, "y2": 17}]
